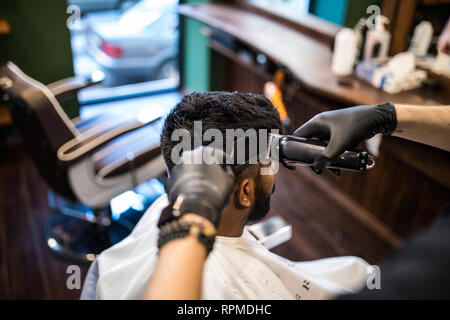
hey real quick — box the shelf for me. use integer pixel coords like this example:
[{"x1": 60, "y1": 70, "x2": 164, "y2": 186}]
[
  {"x1": 209, "y1": 39, "x2": 272, "y2": 81},
  {"x1": 179, "y1": 3, "x2": 450, "y2": 106}
]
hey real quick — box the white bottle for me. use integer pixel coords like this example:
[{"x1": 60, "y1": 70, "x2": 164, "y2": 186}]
[
  {"x1": 409, "y1": 21, "x2": 433, "y2": 56},
  {"x1": 332, "y1": 28, "x2": 358, "y2": 76},
  {"x1": 364, "y1": 16, "x2": 391, "y2": 61}
]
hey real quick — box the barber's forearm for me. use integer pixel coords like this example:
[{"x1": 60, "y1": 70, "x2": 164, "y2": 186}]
[
  {"x1": 143, "y1": 232, "x2": 207, "y2": 300},
  {"x1": 143, "y1": 212, "x2": 216, "y2": 300},
  {"x1": 393, "y1": 104, "x2": 450, "y2": 151}
]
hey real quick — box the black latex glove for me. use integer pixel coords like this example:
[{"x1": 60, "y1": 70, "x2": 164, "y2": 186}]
[
  {"x1": 164, "y1": 146, "x2": 235, "y2": 227},
  {"x1": 293, "y1": 102, "x2": 396, "y2": 172}
]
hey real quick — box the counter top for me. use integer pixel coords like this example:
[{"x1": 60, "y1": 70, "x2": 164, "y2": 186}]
[{"x1": 179, "y1": 3, "x2": 450, "y2": 106}]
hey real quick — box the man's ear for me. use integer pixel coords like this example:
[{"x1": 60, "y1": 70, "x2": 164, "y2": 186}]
[{"x1": 236, "y1": 178, "x2": 253, "y2": 208}]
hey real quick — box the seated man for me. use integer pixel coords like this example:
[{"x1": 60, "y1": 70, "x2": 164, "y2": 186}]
[{"x1": 81, "y1": 92, "x2": 370, "y2": 300}]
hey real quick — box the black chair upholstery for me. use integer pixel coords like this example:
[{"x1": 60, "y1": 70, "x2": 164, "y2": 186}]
[{"x1": 0, "y1": 62, "x2": 77, "y2": 199}]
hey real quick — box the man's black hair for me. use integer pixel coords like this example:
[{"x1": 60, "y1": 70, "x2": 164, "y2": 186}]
[{"x1": 160, "y1": 91, "x2": 282, "y2": 177}]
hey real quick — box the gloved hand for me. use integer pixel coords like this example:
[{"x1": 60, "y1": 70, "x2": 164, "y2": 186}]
[
  {"x1": 293, "y1": 102, "x2": 397, "y2": 172},
  {"x1": 164, "y1": 146, "x2": 235, "y2": 227}
]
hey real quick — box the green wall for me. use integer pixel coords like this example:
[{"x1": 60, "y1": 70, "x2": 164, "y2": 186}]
[
  {"x1": 181, "y1": 0, "x2": 214, "y2": 92},
  {"x1": 344, "y1": 0, "x2": 383, "y2": 28},
  {"x1": 183, "y1": 16, "x2": 211, "y2": 92},
  {"x1": 310, "y1": 0, "x2": 348, "y2": 25},
  {"x1": 0, "y1": 0, "x2": 77, "y2": 117},
  {"x1": 310, "y1": 0, "x2": 383, "y2": 28}
]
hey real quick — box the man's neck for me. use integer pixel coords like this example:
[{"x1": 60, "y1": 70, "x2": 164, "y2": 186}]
[{"x1": 216, "y1": 208, "x2": 247, "y2": 237}]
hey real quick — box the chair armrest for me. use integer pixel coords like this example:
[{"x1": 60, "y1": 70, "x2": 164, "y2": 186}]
[
  {"x1": 47, "y1": 76, "x2": 103, "y2": 102},
  {"x1": 57, "y1": 115, "x2": 162, "y2": 166},
  {"x1": 72, "y1": 113, "x2": 118, "y2": 134}
]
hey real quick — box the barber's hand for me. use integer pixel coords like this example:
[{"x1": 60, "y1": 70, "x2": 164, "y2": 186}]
[
  {"x1": 293, "y1": 102, "x2": 396, "y2": 172},
  {"x1": 165, "y1": 146, "x2": 235, "y2": 227}
]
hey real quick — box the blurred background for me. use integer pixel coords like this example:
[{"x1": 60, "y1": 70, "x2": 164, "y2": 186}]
[{"x1": 0, "y1": 0, "x2": 449, "y2": 299}]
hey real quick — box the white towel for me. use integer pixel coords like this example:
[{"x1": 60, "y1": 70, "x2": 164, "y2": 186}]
[{"x1": 95, "y1": 194, "x2": 370, "y2": 300}]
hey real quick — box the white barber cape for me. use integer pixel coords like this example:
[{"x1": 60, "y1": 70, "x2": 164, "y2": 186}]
[{"x1": 94, "y1": 194, "x2": 370, "y2": 300}]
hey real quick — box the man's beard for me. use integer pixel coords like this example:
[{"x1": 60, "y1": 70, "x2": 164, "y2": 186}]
[{"x1": 247, "y1": 177, "x2": 272, "y2": 222}]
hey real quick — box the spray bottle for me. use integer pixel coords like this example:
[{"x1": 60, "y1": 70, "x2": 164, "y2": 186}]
[
  {"x1": 364, "y1": 15, "x2": 391, "y2": 62},
  {"x1": 332, "y1": 28, "x2": 358, "y2": 76}
]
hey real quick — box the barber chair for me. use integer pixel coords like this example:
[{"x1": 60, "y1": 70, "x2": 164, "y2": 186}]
[{"x1": 0, "y1": 62, "x2": 166, "y2": 263}]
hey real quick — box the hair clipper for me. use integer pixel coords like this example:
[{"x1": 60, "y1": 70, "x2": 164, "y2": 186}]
[{"x1": 268, "y1": 134, "x2": 375, "y2": 172}]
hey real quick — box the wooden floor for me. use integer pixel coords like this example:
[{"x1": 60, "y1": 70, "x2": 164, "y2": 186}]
[
  {"x1": 0, "y1": 142, "x2": 90, "y2": 299},
  {"x1": 0, "y1": 141, "x2": 395, "y2": 299}
]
